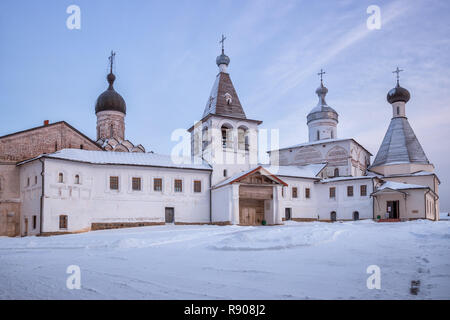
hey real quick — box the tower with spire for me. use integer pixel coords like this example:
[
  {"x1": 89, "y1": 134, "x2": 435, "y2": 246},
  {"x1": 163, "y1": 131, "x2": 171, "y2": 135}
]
[
  {"x1": 369, "y1": 68, "x2": 433, "y2": 175},
  {"x1": 95, "y1": 51, "x2": 145, "y2": 152},
  {"x1": 307, "y1": 69, "x2": 339, "y2": 142},
  {"x1": 189, "y1": 36, "x2": 262, "y2": 185}
]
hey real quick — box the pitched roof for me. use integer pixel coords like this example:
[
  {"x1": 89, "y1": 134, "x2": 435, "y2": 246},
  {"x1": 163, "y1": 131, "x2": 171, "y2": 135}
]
[
  {"x1": 202, "y1": 72, "x2": 246, "y2": 119},
  {"x1": 18, "y1": 149, "x2": 212, "y2": 171},
  {"x1": 262, "y1": 163, "x2": 326, "y2": 179},
  {"x1": 376, "y1": 181, "x2": 428, "y2": 191},
  {"x1": 213, "y1": 166, "x2": 288, "y2": 189},
  {"x1": 269, "y1": 138, "x2": 372, "y2": 155},
  {"x1": 370, "y1": 117, "x2": 429, "y2": 168}
]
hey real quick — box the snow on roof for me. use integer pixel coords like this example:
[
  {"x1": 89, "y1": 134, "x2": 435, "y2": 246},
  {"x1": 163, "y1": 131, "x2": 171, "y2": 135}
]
[
  {"x1": 18, "y1": 149, "x2": 212, "y2": 171},
  {"x1": 262, "y1": 163, "x2": 326, "y2": 179},
  {"x1": 269, "y1": 138, "x2": 372, "y2": 155},
  {"x1": 213, "y1": 166, "x2": 288, "y2": 189},
  {"x1": 377, "y1": 181, "x2": 428, "y2": 191},
  {"x1": 370, "y1": 117, "x2": 430, "y2": 168},
  {"x1": 321, "y1": 175, "x2": 378, "y2": 183}
]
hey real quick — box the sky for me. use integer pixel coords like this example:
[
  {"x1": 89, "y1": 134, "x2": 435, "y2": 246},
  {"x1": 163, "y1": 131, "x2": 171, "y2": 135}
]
[{"x1": 0, "y1": 0, "x2": 449, "y2": 210}]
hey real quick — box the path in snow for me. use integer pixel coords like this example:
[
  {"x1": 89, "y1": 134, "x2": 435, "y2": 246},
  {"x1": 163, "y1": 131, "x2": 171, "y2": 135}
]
[{"x1": 0, "y1": 220, "x2": 449, "y2": 299}]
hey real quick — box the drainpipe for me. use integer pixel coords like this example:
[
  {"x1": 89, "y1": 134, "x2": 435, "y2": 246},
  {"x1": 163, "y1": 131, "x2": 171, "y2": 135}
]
[
  {"x1": 209, "y1": 172, "x2": 212, "y2": 224},
  {"x1": 38, "y1": 158, "x2": 45, "y2": 235}
]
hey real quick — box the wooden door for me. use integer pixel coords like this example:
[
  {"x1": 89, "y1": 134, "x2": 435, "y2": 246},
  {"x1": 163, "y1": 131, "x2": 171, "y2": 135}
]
[
  {"x1": 165, "y1": 207, "x2": 174, "y2": 223},
  {"x1": 240, "y1": 207, "x2": 256, "y2": 225}
]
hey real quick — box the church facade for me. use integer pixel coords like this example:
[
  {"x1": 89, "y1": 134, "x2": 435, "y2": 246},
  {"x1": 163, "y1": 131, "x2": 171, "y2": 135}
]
[{"x1": 0, "y1": 46, "x2": 440, "y2": 237}]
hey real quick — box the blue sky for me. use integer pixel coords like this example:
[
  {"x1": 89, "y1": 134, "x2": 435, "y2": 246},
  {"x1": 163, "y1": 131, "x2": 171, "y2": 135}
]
[{"x1": 1, "y1": 0, "x2": 449, "y2": 210}]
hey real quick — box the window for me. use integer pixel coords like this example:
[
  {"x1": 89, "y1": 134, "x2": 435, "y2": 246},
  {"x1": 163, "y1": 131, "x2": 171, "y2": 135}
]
[
  {"x1": 194, "y1": 180, "x2": 202, "y2": 193},
  {"x1": 58, "y1": 173, "x2": 64, "y2": 183},
  {"x1": 74, "y1": 174, "x2": 80, "y2": 185},
  {"x1": 282, "y1": 187, "x2": 285, "y2": 198},
  {"x1": 59, "y1": 215, "x2": 68, "y2": 229},
  {"x1": 174, "y1": 179, "x2": 183, "y2": 192},
  {"x1": 132, "y1": 177, "x2": 141, "y2": 191},
  {"x1": 347, "y1": 186, "x2": 354, "y2": 197},
  {"x1": 109, "y1": 176, "x2": 119, "y2": 190},
  {"x1": 316, "y1": 130, "x2": 320, "y2": 140},
  {"x1": 34, "y1": 176, "x2": 38, "y2": 185},
  {"x1": 221, "y1": 125, "x2": 232, "y2": 149},
  {"x1": 238, "y1": 127, "x2": 249, "y2": 151},
  {"x1": 334, "y1": 168, "x2": 339, "y2": 177},
  {"x1": 305, "y1": 188, "x2": 311, "y2": 199},
  {"x1": 223, "y1": 169, "x2": 227, "y2": 177},
  {"x1": 33, "y1": 215, "x2": 37, "y2": 229},
  {"x1": 329, "y1": 187, "x2": 336, "y2": 198},
  {"x1": 360, "y1": 185, "x2": 367, "y2": 196},
  {"x1": 27, "y1": 177, "x2": 30, "y2": 187},
  {"x1": 397, "y1": 106, "x2": 400, "y2": 115},
  {"x1": 330, "y1": 211, "x2": 337, "y2": 222},
  {"x1": 153, "y1": 178, "x2": 162, "y2": 191},
  {"x1": 292, "y1": 187, "x2": 298, "y2": 198}
]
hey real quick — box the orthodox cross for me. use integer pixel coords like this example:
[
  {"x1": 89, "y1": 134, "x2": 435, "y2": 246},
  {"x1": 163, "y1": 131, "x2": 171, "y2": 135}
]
[
  {"x1": 108, "y1": 50, "x2": 116, "y2": 74},
  {"x1": 318, "y1": 69, "x2": 326, "y2": 85},
  {"x1": 392, "y1": 67, "x2": 403, "y2": 85},
  {"x1": 220, "y1": 34, "x2": 226, "y2": 54}
]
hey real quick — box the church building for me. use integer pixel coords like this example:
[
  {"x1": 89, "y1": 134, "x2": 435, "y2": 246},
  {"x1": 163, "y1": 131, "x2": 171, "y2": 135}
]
[{"x1": 0, "y1": 42, "x2": 440, "y2": 237}]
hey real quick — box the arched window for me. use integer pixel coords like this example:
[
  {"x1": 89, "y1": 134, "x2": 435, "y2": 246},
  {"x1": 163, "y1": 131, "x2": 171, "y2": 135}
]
[
  {"x1": 58, "y1": 173, "x2": 64, "y2": 183},
  {"x1": 221, "y1": 124, "x2": 232, "y2": 149},
  {"x1": 202, "y1": 126, "x2": 209, "y2": 150},
  {"x1": 74, "y1": 174, "x2": 80, "y2": 185},
  {"x1": 353, "y1": 211, "x2": 359, "y2": 221},
  {"x1": 330, "y1": 211, "x2": 337, "y2": 222},
  {"x1": 334, "y1": 168, "x2": 339, "y2": 177},
  {"x1": 238, "y1": 126, "x2": 249, "y2": 151}
]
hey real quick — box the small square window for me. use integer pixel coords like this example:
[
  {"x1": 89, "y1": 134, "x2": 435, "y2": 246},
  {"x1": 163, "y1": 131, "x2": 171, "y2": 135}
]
[
  {"x1": 347, "y1": 186, "x2": 354, "y2": 197},
  {"x1": 360, "y1": 185, "x2": 367, "y2": 196},
  {"x1": 132, "y1": 177, "x2": 141, "y2": 191},
  {"x1": 110, "y1": 176, "x2": 119, "y2": 190},
  {"x1": 174, "y1": 179, "x2": 183, "y2": 192},
  {"x1": 154, "y1": 178, "x2": 162, "y2": 191},
  {"x1": 329, "y1": 187, "x2": 336, "y2": 198},
  {"x1": 194, "y1": 180, "x2": 202, "y2": 193},
  {"x1": 59, "y1": 215, "x2": 68, "y2": 229},
  {"x1": 292, "y1": 187, "x2": 298, "y2": 198}
]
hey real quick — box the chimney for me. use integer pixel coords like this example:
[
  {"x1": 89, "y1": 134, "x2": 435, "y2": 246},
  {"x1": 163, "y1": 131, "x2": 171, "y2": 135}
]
[{"x1": 43, "y1": 120, "x2": 49, "y2": 126}]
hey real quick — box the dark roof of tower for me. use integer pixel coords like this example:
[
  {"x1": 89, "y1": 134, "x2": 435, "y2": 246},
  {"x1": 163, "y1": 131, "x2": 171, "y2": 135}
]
[
  {"x1": 387, "y1": 83, "x2": 410, "y2": 104},
  {"x1": 95, "y1": 73, "x2": 126, "y2": 114},
  {"x1": 202, "y1": 72, "x2": 246, "y2": 119},
  {"x1": 370, "y1": 117, "x2": 429, "y2": 168}
]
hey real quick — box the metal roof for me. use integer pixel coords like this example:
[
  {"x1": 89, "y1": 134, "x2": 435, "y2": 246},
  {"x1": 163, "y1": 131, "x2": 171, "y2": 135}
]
[{"x1": 371, "y1": 117, "x2": 429, "y2": 168}]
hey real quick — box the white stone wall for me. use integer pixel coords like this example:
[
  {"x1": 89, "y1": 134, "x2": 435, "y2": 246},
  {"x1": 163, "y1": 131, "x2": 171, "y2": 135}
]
[
  {"x1": 278, "y1": 177, "x2": 319, "y2": 220},
  {"x1": 19, "y1": 160, "x2": 42, "y2": 236},
  {"x1": 20, "y1": 158, "x2": 211, "y2": 233}
]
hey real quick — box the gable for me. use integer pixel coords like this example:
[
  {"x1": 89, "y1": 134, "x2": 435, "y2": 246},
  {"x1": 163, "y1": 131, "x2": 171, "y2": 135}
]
[{"x1": 0, "y1": 121, "x2": 101, "y2": 162}]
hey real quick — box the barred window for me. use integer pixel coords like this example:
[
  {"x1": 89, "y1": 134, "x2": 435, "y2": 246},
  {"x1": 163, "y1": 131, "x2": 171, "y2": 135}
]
[
  {"x1": 305, "y1": 188, "x2": 311, "y2": 199},
  {"x1": 110, "y1": 176, "x2": 119, "y2": 190},
  {"x1": 59, "y1": 215, "x2": 68, "y2": 229},
  {"x1": 347, "y1": 186, "x2": 354, "y2": 197},
  {"x1": 329, "y1": 187, "x2": 336, "y2": 198},
  {"x1": 154, "y1": 178, "x2": 162, "y2": 191},
  {"x1": 360, "y1": 185, "x2": 367, "y2": 196},
  {"x1": 194, "y1": 180, "x2": 202, "y2": 193},
  {"x1": 132, "y1": 177, "x2": 141, "y2": 191},
  {"x1": 174, "y1": 179, "x2": 183, "y2": 192},
  {"x1": 292, "y1": 187, "x2": 298, "y2": 198}
]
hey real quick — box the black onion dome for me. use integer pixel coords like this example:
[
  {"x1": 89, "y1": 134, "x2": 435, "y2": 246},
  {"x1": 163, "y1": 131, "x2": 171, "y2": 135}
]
[
  {"x1": 95, "y1": 73, "x2": 126, "y2": 114},
  {"x1": 216, "y1": 53, "x2": 230, "y2": 66},
  {"x1": 387, "y1": 83, "x2": 410, "y2": 104}
]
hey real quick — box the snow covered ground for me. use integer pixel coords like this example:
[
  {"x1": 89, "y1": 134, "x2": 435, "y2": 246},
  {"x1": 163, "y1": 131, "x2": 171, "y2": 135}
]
[{"x1": 0, "y1": 220, "x2": 449, "y2": 299}]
